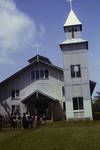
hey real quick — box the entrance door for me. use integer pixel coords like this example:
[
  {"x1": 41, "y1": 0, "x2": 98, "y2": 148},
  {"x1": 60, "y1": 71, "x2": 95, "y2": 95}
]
[
  {"x1": 34, "y1": 100, "x2": 51, "y2": 120},
  {"x1": 26, "y1": 99, "x2": 52, "y2": 120}
]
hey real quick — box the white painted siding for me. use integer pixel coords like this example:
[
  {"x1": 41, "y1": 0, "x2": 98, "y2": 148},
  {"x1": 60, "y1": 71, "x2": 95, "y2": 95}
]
[{"x1": 0, "y1": 62, "x2": 65, "y2": 116}]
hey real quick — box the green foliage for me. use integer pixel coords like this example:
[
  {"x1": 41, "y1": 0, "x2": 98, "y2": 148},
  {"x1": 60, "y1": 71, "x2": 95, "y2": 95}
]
[
  {"x1": 94, "y1": 92, "x2": 100, "y2": 102},
  {"x1": 92, "y1": 92, "x2": 100, "y2": 120},
  {"x1": 0, "y1": 121, "x2": 100, "y2": 150}
]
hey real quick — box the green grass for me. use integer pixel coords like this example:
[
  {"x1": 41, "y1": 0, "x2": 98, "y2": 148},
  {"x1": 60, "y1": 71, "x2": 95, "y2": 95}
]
[{"x1": 0, "y1": 121, "x2": 100, "y2": 150}]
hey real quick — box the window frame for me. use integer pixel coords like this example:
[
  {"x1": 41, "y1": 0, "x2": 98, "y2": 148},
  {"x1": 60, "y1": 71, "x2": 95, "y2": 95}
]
[
  {"x1": 40, "y1": 70, "x2": 45, "y2": 79},
  {"x1": 11, "y1": 105, "x2": 20, "y2": 114},
  {"x1": 11, "y1": 89, "x2": 20, "y2": 100},
  {"x1": 36, "y1": 70, "x2": 39, "y2": 80},
  {"x1": 73, "y1": 97, "x2": 84, "y2": 110},
  {"x1": 31, "y1": 69, "x2": 49, "y2": 81},
  {"x1": 70, "y1": 64, "x2": 81, "y2": 78},
  {"x1": 45, "y1": 70, "x2": 49, "y2": 79},
  {"x1": 31, "y1": 71, "x2": 35, "y2": 80}
]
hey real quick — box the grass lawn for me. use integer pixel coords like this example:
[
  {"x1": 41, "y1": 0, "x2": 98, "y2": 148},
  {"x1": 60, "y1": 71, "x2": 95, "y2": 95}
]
[{"x1": 0, "y1": 121, "x2": 100, "y2": 150}]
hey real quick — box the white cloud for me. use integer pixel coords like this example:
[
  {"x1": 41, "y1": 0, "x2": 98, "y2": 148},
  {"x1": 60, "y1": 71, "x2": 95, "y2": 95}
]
[{"x1": 0, "y1": 0, "x2": 45, "y2": 64}]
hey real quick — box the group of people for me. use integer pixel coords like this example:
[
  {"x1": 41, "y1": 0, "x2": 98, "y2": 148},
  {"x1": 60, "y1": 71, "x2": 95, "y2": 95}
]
[
  {"x1": 10, "y1": 113, "x2": 22, "y2": 130},
  {"x1": 9, "y1": 112, "x2": 45, "y2": 130},
  {"x1": 0, "y1": 112, "x2": 46, "y2": 131}
]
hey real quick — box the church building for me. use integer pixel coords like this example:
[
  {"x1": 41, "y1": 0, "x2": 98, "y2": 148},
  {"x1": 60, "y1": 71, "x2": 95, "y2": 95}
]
[{"x1": 0, "y1": 5, "x2": 96, "y2": 120}]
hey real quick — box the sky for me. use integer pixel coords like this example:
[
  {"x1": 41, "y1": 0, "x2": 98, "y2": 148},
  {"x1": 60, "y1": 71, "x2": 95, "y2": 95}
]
[{"x1": 0, "y1": 0, "x2": 99, "y2": 96}]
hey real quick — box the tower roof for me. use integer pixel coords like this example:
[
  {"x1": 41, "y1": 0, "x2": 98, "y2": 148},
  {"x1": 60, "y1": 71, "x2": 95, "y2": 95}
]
[{"x1": 64, "y1": 10, "x2": 82, "y2": 27}]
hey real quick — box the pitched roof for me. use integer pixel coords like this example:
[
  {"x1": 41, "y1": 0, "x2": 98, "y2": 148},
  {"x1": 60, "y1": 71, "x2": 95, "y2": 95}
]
[
  {"x1": 0, "y1": 55, "x2": 63, "y2": 87},
  {"x1": 22, "y1": 90, "x2": 57, "y2": 103},
  {"x1": 60, "y1": 38, "x2": 87, "y2": 45},
  {"x1": 64, "y1": 10, "x2": 82, "y2": 27},
  {"x1": 28, "y1": 55, "x2": 52, "y2": 64}
]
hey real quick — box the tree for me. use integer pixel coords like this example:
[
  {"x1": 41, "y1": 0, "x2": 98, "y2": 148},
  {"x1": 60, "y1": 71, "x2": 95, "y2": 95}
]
[
  {"x1": 94, "y1": 92, "x2": 100, "y2": 102},
  {"x1": 92, "y1": 92, "x2": 100, "y2": 120}
]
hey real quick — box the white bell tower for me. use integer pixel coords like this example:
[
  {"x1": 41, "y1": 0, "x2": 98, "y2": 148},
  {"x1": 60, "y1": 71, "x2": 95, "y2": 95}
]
[{"x1": 60, "y1": 3, "x2": 93, "y2": 120}]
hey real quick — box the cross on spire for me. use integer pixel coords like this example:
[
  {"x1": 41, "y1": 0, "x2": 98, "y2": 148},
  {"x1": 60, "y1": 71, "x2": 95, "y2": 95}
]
[
  {"x1": 67, "y1": 0, "x2": 73, "y2": 10},
  {"x1": 32, "y1": 42, "x2": 42, "y2": 55}
]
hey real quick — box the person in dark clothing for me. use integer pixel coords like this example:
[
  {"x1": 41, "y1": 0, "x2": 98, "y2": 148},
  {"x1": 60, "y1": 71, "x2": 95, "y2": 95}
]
[
  {"x1": 12, "y1": 114, "x2": 17, "y2": 130},
  {"x1": 37, "y1": 114, "x2": 41, "y2": 126},
  {"x1": 28, "y1": 116, "x2": 33, "y2": 128},
  {"x1": 0, "y1": 115, "x2": 3, "y2": 130},
  {"x1": 17, "y1": 113, "x2": 22, "y2": 129},
  {"x1": 10, "y1": 113, "x2": 13, "y2": 129},
  {"x1": 22, "y1": 113, "x2": 27, "y2": 129}
]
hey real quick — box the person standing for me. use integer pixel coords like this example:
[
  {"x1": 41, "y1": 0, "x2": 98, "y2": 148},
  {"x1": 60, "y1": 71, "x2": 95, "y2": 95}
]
[
  {"x1": 17, "y1": 113, "x2": 22, "y2": 129},
  {"x1": 22, "y1": 113, "x2": 27, "y2": 129},
  {"x1": 12, "y1": 113, "x2": 17, "y2": 131},
  {"x1": 0, "y1": 115, "x2": 3, "y2": 130}
]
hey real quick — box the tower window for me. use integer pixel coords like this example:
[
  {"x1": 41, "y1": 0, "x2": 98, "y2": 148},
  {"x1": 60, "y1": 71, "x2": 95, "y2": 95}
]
[
  {"x1": 72, "y1": 30, "x2": 75, "y2": 38},
  {"x1": 73, "y1": 97, "x2": 84, "y2": 110},
  {"x1": 72, "y1": 27, "x2": 75, "y2": 38},
  {"x1": 68, "y1": 29, "x2": 71, "y2": 32},
  {"x1": 11, "y1": 89, "x2": 20, "y2": 100},
  {"x1": 70, "y1": 64, "x2": 81, "y2": 78},
  {"x1": 74, "y1": 28, "x2": 78, "y2": 32}
]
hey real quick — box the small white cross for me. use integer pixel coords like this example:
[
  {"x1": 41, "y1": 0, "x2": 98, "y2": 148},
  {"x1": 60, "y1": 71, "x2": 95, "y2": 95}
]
[
  {"x1": 67, "y1": 0, "x2": 73, "y2": 10},
  {"x1": 32, "y1": 42, "x2": 42, "y2": 55}
]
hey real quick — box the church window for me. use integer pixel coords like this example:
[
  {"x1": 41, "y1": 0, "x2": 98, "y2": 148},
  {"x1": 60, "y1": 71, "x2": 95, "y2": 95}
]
[
  {"x1": 70, "y1": 64, "x2": 81, "y2": 78},
  {"x1": 73, "y1": 97, "x2": 84, "y2": 110},
  {"x1": 31, "y1": 70, "x2": 49, "y2": 80},
  {"x1": 62, "y1": 86, "x2": 65, "y2": 96},
  {"x1": 11, "y1": 105, "x2": 20, "y2": 114},
  {"x1": 40, "y1": 70, "x2": 44, "y2": 79},
  {"x1": 36, "y1": 70, "x2": 39, "y2": 80},
  {"x1": 11, "y1": 89, "x2": 20, "y2": 99},
  {"x1": 31, "y1": 71, "x2": 35, "y2": 80},
  {"x1": 45, "y1": 70, "x2": 49, "y2": 79}
]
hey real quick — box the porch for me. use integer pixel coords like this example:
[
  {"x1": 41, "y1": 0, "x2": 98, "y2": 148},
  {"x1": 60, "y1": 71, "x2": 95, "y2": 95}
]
[{"x1": 22, "y1": 90, "x2": 64, "y2": 121}]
